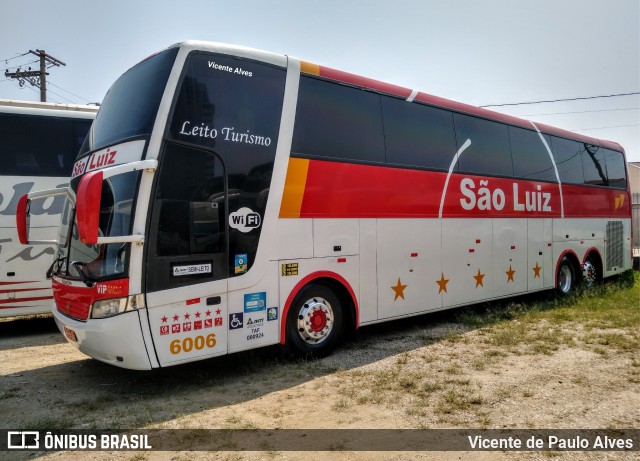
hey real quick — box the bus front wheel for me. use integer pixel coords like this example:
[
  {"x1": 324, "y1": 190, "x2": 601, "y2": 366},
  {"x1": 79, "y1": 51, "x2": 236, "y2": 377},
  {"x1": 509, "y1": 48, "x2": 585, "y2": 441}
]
[{"x1": 286, "y1": 283, "x2": 344, "y2": 358}]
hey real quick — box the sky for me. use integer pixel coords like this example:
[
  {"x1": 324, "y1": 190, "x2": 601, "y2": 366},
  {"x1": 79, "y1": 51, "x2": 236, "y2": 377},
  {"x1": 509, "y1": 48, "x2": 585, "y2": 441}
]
[{"x1": 1, "y1": 0, "x2": 639, "y2": 161}]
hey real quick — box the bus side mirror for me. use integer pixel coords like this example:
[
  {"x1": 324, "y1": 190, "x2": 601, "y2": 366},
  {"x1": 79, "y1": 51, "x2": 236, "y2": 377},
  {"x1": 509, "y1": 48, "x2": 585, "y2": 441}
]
[
  {"x1": 16, "y1": 195, "x2": 29, "y2": 245},
  {"x1": 77, "y1": 170, "x2": 104, "y2": 245},
  {"x1": 16, "y1": 188, "x2": 69, "y2": 245}
]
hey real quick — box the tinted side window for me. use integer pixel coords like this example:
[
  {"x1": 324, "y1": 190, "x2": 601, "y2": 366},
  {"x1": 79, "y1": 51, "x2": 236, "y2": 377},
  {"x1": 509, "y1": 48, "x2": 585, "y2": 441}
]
[
  {"x1": 453, "y1": 113, "x2": 513, "y2": 177},
  {"x1": 604, "y1": 149, "x2": 627, "y2": 189},
  {"x1": 168, "y1": 52, "x2": 286, "y2": 278},
  {"x1": 169, "y1": 52, "x2": 285, "y2": 171},
  {"x1": 292, "y1": 76, "x2": 385, "y2": 163},
  {"x1": 0, "y1": 113, "x2": 92, "y2": 176},
  {"x1": 381, "y1": 96, "x2": 456, "y2": 170},
  {"x1": 509, "y1": 126, "x2": 556, "y2": 182},
  {"x1": 154, "y1": 145, "x2": 225, "y2": 258},
  {"x1": 581, "y1": 145, "x2": 607, "y2": 186},
  {"x1": 146, "y1": 143, "x2": 227, "y2": 292},
  {"x1": 550, "y1": 136, "x2": 584, "y2": 184}
]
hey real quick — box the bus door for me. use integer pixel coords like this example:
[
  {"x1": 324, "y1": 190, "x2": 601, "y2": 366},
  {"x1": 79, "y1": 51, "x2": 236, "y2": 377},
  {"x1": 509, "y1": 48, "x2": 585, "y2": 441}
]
[{"x1": 145, "y1": 142, "x2": 229, "y2": 366}]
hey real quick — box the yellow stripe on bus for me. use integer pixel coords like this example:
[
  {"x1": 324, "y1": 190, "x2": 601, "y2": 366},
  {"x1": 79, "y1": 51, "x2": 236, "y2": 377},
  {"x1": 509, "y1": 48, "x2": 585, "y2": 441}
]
[
  {"x1": 280, "y1": 158, "x2": 310, "y2": 218},
  {"x1": 300, "y1": 61, "x2": 320, "y2": 76}
]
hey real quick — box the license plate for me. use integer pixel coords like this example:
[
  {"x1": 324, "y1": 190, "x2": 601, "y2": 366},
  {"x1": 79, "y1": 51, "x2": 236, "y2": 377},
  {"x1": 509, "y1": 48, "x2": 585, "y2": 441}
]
[{"x1": 63, "y1": 326, "x2": 78, "y2": 342}]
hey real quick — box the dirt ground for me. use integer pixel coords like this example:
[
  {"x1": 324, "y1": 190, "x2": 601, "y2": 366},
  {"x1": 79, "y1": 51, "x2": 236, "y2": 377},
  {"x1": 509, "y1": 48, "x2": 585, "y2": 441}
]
[{"x1": 1, "y1": 291, "x2": 638, "y2": 461}]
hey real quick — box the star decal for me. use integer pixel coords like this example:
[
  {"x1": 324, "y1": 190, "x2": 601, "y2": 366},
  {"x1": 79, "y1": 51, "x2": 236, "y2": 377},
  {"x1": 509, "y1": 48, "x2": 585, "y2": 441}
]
[
  {"x1": 161, "y1": 316, "x2": 168, "y2": 323},
  {"x1": 473, "y1": 269, "x2": 485, "y2": 288},
  {"x1": 216, "y1": 308, "x2": 221, "y2": 315},
  {"x1": 172, "y1": 314, "x2": 179, "y2": 322},
  {"x1": 195, "y1": 311, "x2": 201, "y2": 318},
  {"x1": 205, "y1": 310, "x2": 211, "y2": 317},
  {"x1": 532, "y1": 262, "x2": 541, "y2": 278},
  {"x1": 391, "y1": 278, "x2": 407, "y2": 301},
  {"x1": 506, "y1": 265, "x2": 515, "y2": 283},
  {"x1": 184, "y1": 313, "x2": 191, "y2": 320},
  {"x1": 436, "y1": 273, "x2": 449, "y2": 294}
]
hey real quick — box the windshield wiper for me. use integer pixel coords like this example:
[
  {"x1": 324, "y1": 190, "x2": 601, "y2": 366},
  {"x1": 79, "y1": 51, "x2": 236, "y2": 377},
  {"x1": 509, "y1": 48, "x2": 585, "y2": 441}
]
[
  {"x1": 46, "y1": 256, "x2": 66, "y2": 279},
  {"x1": 71, "y1": 261, "x2": 97, "y2": 288}
]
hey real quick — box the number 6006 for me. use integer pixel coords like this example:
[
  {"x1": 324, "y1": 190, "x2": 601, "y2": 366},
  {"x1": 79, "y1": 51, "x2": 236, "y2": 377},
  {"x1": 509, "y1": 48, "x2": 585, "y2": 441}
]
[{"x1": 170, "y1": 334, "x2": 216, "y2": 355}]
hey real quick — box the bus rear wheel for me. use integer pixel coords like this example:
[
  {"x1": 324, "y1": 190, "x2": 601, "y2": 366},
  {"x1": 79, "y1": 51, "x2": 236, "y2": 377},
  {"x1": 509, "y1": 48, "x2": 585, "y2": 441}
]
[
  {"x1": 582, "y1": 255, "x2": 600, "y2": 287},
  {"x1": 286, "y1": 283, "x2": 344, "y2": 358},
  {"x1": 556, "y1": 257, "x2": 576, "y2": 296}
]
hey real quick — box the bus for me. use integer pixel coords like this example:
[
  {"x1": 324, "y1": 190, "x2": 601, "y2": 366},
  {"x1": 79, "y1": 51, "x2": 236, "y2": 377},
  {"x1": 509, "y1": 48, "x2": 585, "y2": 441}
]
[
  {"x1": 17, "y1": 41, "x2": 631, "y2": 369},
  {"x1": 1, "y1": 99, "x2": 96, "y2": 318}
]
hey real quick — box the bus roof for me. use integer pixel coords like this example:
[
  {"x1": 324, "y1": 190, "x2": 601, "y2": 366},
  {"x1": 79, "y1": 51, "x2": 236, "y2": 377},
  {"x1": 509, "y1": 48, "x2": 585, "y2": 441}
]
[
  {"x1": 174, "y1": 41, "x2": 626, "y2": 154},
  {"x1": 297, "y1": 62, "x2": 624, "y2": 153},
  {"x1": 0, "y1": 98, "x2": 99, "y2": 114}
]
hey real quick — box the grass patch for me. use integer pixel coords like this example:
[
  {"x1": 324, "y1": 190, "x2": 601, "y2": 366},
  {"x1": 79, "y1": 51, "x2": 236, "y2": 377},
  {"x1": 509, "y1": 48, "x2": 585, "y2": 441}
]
[
  {"x1": 25, "y1": 416, "x2": 75, "y2": 430},
  {"x1": 435, "y1": 389, "x2": 483, "y2": 414},
  {"x1": 454, "y1": 271, "x2": 638, "y2": 355},
  {"x1": 224, "y1": 414, "x2": 257, "y2": 429},
  {"x1": 341, "y1": 272, "x2": 638, "y2": 427},
  {"x1": 0, "y1": 386, "x2": 20, "y2": 400}
]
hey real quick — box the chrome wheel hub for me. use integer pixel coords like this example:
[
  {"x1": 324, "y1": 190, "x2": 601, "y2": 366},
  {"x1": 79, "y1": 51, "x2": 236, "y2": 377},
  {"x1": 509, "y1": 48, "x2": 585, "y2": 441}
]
[
  {"x1": 582, "y1": 260, "x2": 596, "y2": 286},
  {"x1": 296, "y1": 296, "x2": 334, "y2": 345},
  {"x1": 558, "y1": 264, "x2": 573, "y2": 294}
]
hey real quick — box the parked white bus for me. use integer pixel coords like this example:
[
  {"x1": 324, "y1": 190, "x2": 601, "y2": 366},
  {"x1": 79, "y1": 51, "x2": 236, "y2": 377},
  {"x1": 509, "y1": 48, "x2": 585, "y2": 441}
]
[
  {"x1": 1, "y1": 99, "x2": 96, "y2": 317},
  {"x1": 18, "y1": 42, "x2": 632, "y2": 369}
]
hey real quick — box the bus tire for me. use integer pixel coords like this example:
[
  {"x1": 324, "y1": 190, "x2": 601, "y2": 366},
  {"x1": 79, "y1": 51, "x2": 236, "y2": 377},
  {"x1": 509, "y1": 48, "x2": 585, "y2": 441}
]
[
  {"x1": 286, "y1": 283, "x2": 344, "y2": 358},
  {"x1": 582, "y1": 254, "x2": 601, "y2": 287},
  {"x1": 556, "y1": 257, "x2": 576, "y2": 296}
]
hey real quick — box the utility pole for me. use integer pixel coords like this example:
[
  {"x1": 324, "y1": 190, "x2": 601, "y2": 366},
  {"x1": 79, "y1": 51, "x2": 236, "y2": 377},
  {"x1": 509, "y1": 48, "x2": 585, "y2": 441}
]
[{"x1": 4, "y1": 50, "x2": 66, "y2": 102}]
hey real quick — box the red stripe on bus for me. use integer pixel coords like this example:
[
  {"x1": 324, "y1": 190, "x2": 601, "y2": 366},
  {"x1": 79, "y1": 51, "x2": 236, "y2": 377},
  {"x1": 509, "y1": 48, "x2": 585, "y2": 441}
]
[
  {"x1": 296, "y1": 159, "x2": 628, "y2": 219},
  {"x1": 0, "y1": 281, "x2": 37, "y2": 286},
  {"x1": 0, "y1": 288, "x2": 51, "y2": 295},
  {"x1": 319, "y1": 66, "x2": 413, "y2": 99},
  {"x1": 0, "y1": 305, "x2": 52, "y2": 310},
  {"x1": 0, "y1": 296, "x2": 54, "y2": 305}
]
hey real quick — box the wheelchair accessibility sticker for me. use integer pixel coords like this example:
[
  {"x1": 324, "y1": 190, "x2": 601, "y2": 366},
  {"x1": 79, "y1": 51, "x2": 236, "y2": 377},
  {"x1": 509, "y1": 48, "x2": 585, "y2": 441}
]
[{"x1": 229, "y1": 313, "x2": 243, "y2": 330}]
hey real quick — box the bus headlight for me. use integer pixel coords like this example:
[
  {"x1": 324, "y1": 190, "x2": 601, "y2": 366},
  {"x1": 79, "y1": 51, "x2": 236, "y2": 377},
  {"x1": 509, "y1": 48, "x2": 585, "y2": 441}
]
[{"x1": 91, "y1": 295, "x2": 143, "y2": 319}]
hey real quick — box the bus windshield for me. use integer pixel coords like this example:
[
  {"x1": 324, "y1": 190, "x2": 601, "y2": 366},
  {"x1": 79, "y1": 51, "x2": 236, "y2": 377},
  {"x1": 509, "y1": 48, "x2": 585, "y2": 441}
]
[
  {"x1": 54, "y1": 171, "x2": 140, "y2": 282},
  {"x1": 79, "y1": 47, "x2": 178, "y2": 155},
  {"x1": 53, "y1": 49, "x2": 178, "y2": 282}
]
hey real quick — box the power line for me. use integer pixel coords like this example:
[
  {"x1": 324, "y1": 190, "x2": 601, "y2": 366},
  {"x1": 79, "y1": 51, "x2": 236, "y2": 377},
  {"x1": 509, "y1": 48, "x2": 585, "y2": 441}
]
[
  {"x1": 45, "y1": 88, "x2": 76, "y2": 104},
  {"x1": 0, "y1": 52, "x2": 29, "y2": 63},
  {"x1": 4, "y1": 49, "x2": 66, "y2": 102},
  {"x1": 480, "y1": 91, "x2": 640, "y2": 108},
  {"x1": 3, "y1": 59, "x2": 40, "y2": 72},
  {"x1": 47, "y1": 80, "x2": 91, "y2": 104},
  {"x1": 522, "y1": 107, "x2": 640, "y2": 117},
  {"x1": 569, "y1": 123, "x2": 640, "y2": 131}
]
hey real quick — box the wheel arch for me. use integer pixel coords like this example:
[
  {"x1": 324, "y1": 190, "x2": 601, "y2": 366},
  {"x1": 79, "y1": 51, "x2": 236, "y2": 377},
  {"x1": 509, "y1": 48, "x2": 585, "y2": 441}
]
[
  {"x1": 582, "y1": 247, "x2": 603, "y2": 268},
  {"x1": 555, "y1": 249, "x2": 581, "y2": 289},
  {"x1": 279, "y1": 271, "x2": 359, "y2": 345},
  {"x1": 582, "y1": 246, "x2": 604, "y2": 284}
]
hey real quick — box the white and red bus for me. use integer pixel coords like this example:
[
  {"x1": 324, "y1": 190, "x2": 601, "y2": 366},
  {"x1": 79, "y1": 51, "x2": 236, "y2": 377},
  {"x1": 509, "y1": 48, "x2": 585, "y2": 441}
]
[
  {"x1": 0, "y1": 99, "x2": 96, "y2": 318},
  {"x1": 18, "y1": 42, "x2": 631, "y2": 369}
]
